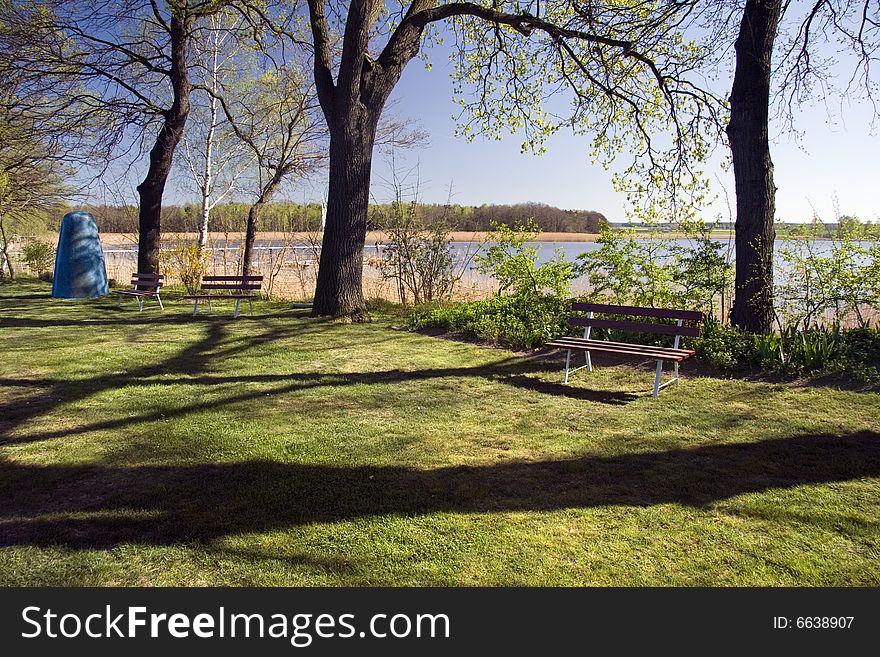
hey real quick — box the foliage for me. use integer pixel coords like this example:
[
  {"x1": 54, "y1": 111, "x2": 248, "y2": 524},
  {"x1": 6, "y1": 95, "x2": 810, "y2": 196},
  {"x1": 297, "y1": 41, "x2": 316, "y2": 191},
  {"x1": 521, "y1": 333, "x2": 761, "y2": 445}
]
[
  {"x1": 162, "y1": 243, "x2": 210, "y2": 295},
  {"x1": 476, "y1": 220, "x2": 576, "y2": 299},
  {"x1": 578, "y1": 226, "x2": 677, "y2": 308},
  {"x1": 673, "y1": 220, "x2": 734, "y2": 316},
  {"x1": 448, "y1": 2, "x2": 723, "y2": 226},
  {"x1": 776, "y1": 219, "x2": 880, "y2": 329},
  {"x1": 408, "y1": 295, "x2": 569, "y2": 350},
  {"x1": 578, "y1": 222, "x2": 733, "y2": 314},
  {"x1": 21, "y1": 239, "x2": 55, "y2": 277},
  {"x1": 690, "y1": 319, "x2": 880, "y2": 382}
]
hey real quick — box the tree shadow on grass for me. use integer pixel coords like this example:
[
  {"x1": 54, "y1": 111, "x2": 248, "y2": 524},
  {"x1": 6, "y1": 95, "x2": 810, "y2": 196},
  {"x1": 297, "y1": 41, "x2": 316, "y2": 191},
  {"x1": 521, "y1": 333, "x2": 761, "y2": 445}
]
[
  {"x1": 3, "y1": 282, "x2": 617, "y2": 445},
  {"x1": 0, "y1": 358, "x2": 582, "y2": 446},
  {"x1": 0, "y1": 431, "x2": 877, "y2": 550},
  {"x1": 0, "y1": 319, "x2": 338, "y2": 441}
]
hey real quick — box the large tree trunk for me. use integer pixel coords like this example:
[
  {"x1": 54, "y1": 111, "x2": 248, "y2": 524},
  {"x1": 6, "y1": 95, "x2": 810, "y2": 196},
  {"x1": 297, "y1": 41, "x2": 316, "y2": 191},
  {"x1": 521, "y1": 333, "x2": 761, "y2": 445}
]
[
  {"x1": 305, "y1": 0, "x2": 426, "y2": 319},
  {"x1": 311, "y1": 119, "x2": 377, "y2": 321},
  {"x1": 136, "y1": 14, "x2": 192, "y2": 274},
  {"x1": 727, "y1": 0, "x2": 782, "y2": 334}
]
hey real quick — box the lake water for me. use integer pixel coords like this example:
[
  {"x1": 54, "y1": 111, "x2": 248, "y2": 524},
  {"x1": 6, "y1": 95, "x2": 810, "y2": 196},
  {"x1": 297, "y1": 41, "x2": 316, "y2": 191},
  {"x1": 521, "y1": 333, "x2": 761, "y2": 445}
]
[
  {"x1": 102, "y1": 237, "x2": 875, "y2": 274},
  {"x1": 97, "y1": 236, "x2": 877, "y2": 306}
]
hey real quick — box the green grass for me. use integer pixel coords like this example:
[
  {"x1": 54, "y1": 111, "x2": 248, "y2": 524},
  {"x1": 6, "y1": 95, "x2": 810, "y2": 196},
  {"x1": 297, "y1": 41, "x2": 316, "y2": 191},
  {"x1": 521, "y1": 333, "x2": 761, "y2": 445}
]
[{"x1": 1, "y1": 278, "x2": 879, "y2": 586}]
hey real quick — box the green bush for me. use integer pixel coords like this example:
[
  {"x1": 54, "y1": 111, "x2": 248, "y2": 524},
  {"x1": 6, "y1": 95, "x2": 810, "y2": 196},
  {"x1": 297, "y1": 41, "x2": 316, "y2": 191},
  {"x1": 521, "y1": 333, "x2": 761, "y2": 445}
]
[
  {"x1": 687, "y1": 320, "x2": 749, "y2": 369},
  {"x1": 690, "y1": 320, "x2": 880, "y2": 382},
  {"x1": 162, "y1": 243, "x2": 210, "y2": 295},
  {"x1": 22, "y1": 239, "x2": 55, "y2": 277},
  {"x1": 476, "y1": 220, "x2": 577, "y2": 299},
  {"x1": 408, "y1": 295, "x2": 570, "y2": 350}
]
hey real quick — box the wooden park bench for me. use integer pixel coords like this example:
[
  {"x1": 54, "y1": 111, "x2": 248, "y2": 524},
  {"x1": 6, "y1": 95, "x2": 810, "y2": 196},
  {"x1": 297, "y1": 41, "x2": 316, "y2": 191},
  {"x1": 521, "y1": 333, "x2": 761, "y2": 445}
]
[
  {"x1": 183, "y1": 275, "x2": 263, "y2": 318},
  {"x1": 113, "y1": 273, "x2": 164, "y2": 311},
  {"x1": 545, "y1": 302, "x2": 704, "y2": 398}
]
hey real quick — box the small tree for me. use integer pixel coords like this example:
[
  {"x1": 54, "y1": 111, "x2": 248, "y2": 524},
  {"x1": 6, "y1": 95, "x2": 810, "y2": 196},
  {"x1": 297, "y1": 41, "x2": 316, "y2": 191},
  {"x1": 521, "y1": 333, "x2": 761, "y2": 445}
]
[
  {"x1": 373, "y1": 165, "x2": 465, "y2": 306},
  {"x1": 674, "y1": 220, "x2": 734, "y2": 318},
  {"x1": 181, "y1": 11, "x2": 257, "y2": 250},
  {"x1": 476, "y1": 220, "x2": 576, "y2": 300},
  {"x1": 22, "y1": 239, "x2": 56, "y2": 278},
  {"x1": 776, "y1": 218, "x2": 880, "y2": 329}
]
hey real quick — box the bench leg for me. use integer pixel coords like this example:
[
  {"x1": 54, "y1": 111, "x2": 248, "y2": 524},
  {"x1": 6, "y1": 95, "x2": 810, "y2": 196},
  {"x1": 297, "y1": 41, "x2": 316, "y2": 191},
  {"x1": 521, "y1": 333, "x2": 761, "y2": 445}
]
[
  {"x1": 156, "y1": 294, "x2": 164, "y2": 311},
  {"x1": 674, "y1": 361, "x2": 679, "y2": 385},
  {"x1": 653, "y1": 360, "x2": 663, "y2": 398},
  {"x1": 563, "y1": 349, "x2": 572, "y2": 384},
  {"x1": 193, "y1": 299, "x2": 199, "y2": 317},
  {"x1": 136, "y1": 296, "x2": 144, "y2": 312},
  {"x1": 117, "y1": 294, "x2": 122, "y2": 309},
  {"x1": 248, "y1": 297, "x2": 253, "y2": 317},
  {"x1": 585, "y1": 350, "x2": 592, "y2": 372},
  {"x1": 234, "y1": 298, "x2": 241, "y2": 319}
]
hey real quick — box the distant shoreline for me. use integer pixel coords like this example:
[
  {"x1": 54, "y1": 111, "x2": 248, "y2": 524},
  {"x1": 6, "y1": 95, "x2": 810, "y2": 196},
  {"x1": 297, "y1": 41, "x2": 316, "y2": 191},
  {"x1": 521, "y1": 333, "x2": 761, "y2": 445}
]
[{"x1": 97, "y1": 230, "x2": 737, "y2": 246}]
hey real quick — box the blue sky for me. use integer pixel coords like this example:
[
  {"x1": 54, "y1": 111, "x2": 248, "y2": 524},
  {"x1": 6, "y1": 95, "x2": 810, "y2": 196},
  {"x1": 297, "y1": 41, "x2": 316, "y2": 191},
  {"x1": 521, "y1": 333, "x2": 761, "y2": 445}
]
[{"x1": 364, "y1": 40, "x2": 880, "y2": 224}]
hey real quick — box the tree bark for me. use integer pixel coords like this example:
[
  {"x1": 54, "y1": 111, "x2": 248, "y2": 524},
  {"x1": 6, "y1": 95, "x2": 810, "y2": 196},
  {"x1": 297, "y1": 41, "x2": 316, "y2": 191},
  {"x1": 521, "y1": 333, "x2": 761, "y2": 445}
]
[
  {"x1": 241, "y1": 202, "x2": 260, "y2": 277},
  {"x1": 311, "y1": 118, "x2": 377, "y2": 320},
  {"x1": 136, "y1": 13, "x2": 193, "y2": 274},
  {"x1": 727, "y1": 0, "x2": 782, "y2": 334}
]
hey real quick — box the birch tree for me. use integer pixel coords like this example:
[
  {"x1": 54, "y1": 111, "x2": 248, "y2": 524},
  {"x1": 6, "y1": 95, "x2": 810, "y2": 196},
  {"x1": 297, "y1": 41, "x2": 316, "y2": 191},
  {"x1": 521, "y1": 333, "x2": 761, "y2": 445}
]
[{"x1": 182, "y1": 11, "x2": 256, "y2": 249}]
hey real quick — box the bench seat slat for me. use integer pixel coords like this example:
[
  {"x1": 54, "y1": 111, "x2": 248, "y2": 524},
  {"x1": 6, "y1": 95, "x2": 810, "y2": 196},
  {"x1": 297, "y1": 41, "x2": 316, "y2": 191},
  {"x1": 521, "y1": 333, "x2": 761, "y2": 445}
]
[
  {"x1": 571, "y1": 316, "x2": 701, "y2": 337},
  {"x1": 203, "y1": 275, "x2": 263, "y2": 281},
  {"x1": 545, "y1": 338, "x2": 694, "y2": 362},
  {"x1": 183, "y1": 294, "x2": 256, "y2": 299},
  {"x1": 548, "y1": 337, "x2": 695, "y2": 357},
  {"x1": 114, "y1": 289, "x2": 158, "y2": 296},
  {"x1": 571, "y1": 302, "x2": 704, "y2": 322}
]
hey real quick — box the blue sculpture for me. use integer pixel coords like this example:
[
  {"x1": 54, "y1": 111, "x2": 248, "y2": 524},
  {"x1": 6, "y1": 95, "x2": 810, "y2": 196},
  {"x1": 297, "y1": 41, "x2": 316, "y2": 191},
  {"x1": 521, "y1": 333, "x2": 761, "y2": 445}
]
[{"x1": 52, "y1": 211, "x2": 109, "y2": 299}]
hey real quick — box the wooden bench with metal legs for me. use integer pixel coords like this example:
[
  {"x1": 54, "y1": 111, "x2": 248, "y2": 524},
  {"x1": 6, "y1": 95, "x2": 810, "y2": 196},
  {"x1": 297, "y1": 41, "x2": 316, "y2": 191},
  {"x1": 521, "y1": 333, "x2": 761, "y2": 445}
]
[
  {"x1": 545, "y1": 303, "x2": 704, "y2": 398},
  {"x1": 183, "y1": 275, "x2": 263, "y2": 318},
  {"x1": 113, "y1": 273, "x2": 164, "y2": 311}
]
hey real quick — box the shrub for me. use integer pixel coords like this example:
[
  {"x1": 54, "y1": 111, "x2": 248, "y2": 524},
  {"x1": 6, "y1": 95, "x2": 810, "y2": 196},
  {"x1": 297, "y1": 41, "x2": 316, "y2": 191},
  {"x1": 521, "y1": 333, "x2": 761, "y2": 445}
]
[
  {"x1": 408, "y1": 295, "x2": 570, "y2": 350},
  {"x1": 375, "y1": 200, "x2": 461, "y2": 305},
  {"x1": 578, "y1": 222, "x2": 733, "y2": 316},
  {"x1": 476, "y1": 220, "x2": 576, "y2": 299},
  {"x1": 776, "y1": 218, "x2": 880, "y2": 329},
  {"x1": 163, "y1": 243, "x2": 210, "y2": 294},
  {"x1": 22, "y1": 239, "x2": 55, "y2": 277},
  {"x1": 687, "y1": 320, "x2": 749, "y2": 369},
  {"x1": 690, "y1": 320, "x2": 880, "y2": 382}
]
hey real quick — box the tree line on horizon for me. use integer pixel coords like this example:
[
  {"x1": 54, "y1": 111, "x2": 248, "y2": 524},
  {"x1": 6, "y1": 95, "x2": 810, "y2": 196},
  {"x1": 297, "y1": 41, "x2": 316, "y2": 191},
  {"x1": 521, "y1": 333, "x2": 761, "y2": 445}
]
[{"x1": 69, "y1": 202, "x2": 608, "y2": 235}]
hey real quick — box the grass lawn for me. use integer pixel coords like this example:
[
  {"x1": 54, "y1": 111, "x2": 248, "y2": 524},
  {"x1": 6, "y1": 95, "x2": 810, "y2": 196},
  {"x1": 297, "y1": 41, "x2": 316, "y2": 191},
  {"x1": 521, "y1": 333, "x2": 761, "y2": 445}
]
[{"x1": 1, "y1": 279, "x2": 879, "y2": 586}]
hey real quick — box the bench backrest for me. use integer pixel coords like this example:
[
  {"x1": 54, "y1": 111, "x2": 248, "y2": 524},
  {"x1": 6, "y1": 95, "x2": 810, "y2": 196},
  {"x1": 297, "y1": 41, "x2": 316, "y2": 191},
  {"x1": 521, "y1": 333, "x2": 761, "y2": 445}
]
[
  {"x1": 201, "y1": 275, "x2": 263, "y2": 294},
  {"x1": 131, "y1": 273, "x2": 163, "y2": 291},
  {"x1": 571, "y1": 302, "x2": 704, "y2": 340}
]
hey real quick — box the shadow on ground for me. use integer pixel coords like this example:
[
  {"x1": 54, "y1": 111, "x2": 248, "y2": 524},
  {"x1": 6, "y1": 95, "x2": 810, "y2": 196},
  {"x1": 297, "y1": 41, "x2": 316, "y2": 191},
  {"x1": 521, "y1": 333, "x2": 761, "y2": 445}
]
[{"x1": 0, "y1": 431, "x2": 878, "y2": 549}]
